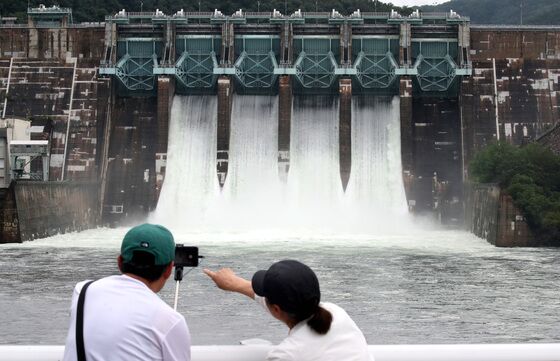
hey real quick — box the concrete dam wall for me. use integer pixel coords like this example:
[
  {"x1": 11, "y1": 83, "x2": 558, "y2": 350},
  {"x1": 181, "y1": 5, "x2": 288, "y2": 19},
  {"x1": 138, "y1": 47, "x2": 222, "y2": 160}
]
[{"x1": 0, "y1": 9, "x2": 559, "y2": 241}]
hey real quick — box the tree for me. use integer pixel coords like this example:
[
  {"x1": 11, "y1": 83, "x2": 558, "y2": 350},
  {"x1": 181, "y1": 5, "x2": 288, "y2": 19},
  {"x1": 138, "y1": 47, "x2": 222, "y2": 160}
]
[{"x1": 470, "y1": 142, "x2": 560, "y2": 246}]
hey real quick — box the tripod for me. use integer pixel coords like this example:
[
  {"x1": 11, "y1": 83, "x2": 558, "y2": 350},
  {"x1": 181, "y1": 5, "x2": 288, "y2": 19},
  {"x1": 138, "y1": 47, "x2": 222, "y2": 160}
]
[{"x1": 173, "y1": 266, "x2": 184, "y2": 311}]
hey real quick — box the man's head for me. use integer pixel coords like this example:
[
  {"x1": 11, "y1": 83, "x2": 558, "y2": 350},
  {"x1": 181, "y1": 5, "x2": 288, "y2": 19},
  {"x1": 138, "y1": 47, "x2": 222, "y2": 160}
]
[
  {"x1": 118, "y1": 224, "x2": 175, "y2": 287},
  {"x1": 252, "y1": 260, "x2": 321, "y2": 319}
]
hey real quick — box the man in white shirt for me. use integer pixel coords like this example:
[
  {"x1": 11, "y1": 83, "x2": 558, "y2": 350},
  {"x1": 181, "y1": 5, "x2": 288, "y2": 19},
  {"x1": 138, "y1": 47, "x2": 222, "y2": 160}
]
[
  {"x1": 62, "y1": 223, "x2": 191, "y2": 361},
  {"x1": 204, "y1": 260, "x2": 373, "y2": 361}
]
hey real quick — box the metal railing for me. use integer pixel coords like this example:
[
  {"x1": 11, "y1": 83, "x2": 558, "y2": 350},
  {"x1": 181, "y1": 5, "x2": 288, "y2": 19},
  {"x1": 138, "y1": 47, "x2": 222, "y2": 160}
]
[
  {"x1": 1, "y1": 344, "x2": 560, "y2": 361},
  {"x1": 99, "y1": 10, "x2": 471, "y2": 22},
  {"x1": 471, "y1": 24, "x2": 560, "y2": 30}
]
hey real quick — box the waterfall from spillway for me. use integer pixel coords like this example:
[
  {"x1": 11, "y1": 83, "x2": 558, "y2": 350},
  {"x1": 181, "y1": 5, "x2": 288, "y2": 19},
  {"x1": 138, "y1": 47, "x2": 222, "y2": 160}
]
[
  {"x1": 153, "y1": 94, "x2": 411, "y2": 233},
  {"x1": 346, "y1": 96, "x2": 408, "y2": 212},
  {"x1": 153, "y1": 96, "x2": 219, "y2": 225}
]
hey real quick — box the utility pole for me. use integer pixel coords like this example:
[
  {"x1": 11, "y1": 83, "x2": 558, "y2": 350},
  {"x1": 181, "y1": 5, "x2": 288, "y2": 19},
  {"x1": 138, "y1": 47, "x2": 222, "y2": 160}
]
[
  {"x1": 284, "y1": 0, "x2": 287, "y2": 14},
  {"x1": 520, "y1": 1, "x2": 523, "y2": 25}
]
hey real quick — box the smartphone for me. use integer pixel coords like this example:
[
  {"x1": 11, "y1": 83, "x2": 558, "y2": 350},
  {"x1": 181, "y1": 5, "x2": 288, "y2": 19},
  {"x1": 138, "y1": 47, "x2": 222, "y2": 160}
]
[{"x1": 174, "y1": 244, "x2": 199, "y2": 267}]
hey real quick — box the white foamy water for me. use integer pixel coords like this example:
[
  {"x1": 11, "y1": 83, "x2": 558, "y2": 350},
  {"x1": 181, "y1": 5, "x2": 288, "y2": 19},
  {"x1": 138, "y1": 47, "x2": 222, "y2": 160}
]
[
  {"x1": 152, "y1": 95, "x2": 413, "y2": 234},
  {"x1": 152, "y1": 96, "x2": 219, "y2": 225},
  {"x1": 347, "y1": 96, "x2": 407, "y2": 212}
]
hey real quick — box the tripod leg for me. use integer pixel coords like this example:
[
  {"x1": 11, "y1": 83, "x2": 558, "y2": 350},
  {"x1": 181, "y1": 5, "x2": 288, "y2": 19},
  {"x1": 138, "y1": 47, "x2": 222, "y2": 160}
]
[{"x1": 173, "y1": 280, "x2": 180, "y2": 311}]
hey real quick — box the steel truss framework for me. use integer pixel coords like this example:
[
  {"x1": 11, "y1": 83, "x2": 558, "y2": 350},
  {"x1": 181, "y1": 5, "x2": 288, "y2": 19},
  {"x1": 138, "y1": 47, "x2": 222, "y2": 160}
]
[
  {"x1": 107, "y1": 36, "x2": 465, "y2": 93},
  {"x1": 175, "y1": 36, "x2": 219, "y2": 88},
  {"x1": 412, "y1": 40, "x2": 459, "y2": 92},
  {"x1": 295, "y1": 51, "x2": 338, "y2": 88},
  {"x1": 115, "y1": 39, "x2": 161, "y2": 91},
  {"x1": 235, "y1": 51, "x2": 278, "y2": 88},
  {"x1": 354, "y1": 38, "x2": 399, "y2": 88},
  {"x1": 175, "y1": 51, "x2": 218, "y2": 88},
  {"x1": 234, "y1": 37, "x2": 279, "y2": 88},
  {"x1": 293, "y1": 38, "x2": 338, "y2": 88}
]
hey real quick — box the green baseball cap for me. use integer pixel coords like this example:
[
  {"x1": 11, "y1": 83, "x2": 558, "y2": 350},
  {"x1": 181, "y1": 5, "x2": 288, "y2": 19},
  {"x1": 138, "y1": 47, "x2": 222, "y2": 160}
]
[{"x1": 121, "y1": 224, "x2": 175, "y2": 266}]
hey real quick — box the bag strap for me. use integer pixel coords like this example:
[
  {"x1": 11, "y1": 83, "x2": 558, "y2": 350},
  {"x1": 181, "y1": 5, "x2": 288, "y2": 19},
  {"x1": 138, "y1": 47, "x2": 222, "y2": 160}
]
[{"x1": 76, "y1": 280, "x2": 95, "y2": 361}]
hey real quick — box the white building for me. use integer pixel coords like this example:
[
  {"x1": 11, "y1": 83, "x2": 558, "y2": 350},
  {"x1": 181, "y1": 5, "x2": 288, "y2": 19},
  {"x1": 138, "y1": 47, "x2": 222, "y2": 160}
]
[{"x1": 0, "y1": 118, "x2": 31, "y2": 188}]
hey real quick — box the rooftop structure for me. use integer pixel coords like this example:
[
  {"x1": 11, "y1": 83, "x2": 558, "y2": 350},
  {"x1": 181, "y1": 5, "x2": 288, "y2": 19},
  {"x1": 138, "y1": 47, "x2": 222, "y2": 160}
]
[{"x1": 27, "y1": 4, "x2": 73, "y2": 27}]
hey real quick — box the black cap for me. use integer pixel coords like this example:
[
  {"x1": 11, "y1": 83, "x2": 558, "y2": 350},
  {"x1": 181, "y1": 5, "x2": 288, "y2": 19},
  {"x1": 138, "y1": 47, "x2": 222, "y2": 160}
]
[{"x1": 252, "y1": 260, "x2": 320, "y2": 318}]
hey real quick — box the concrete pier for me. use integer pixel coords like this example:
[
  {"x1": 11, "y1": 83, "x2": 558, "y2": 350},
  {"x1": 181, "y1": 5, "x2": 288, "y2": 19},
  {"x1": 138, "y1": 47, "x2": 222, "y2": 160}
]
[
  {"x1": 155, "y1": 76, "x2": 174, "y2": 197},
  {"x1": 278, "y1": 76, "x2": 292, "y2": 182},
  {"x1": 399, "y1": 77, "x2": 414, "y2": 211},
  {"x1": 217, "y1": 76, "x2": 232, "y2": 187},
  {"x1": 339, "y1": 78, "x2": 352, "y2": 191},
  {"x1": 103, "y1": 97, "x2": 158, "y2": 224}
]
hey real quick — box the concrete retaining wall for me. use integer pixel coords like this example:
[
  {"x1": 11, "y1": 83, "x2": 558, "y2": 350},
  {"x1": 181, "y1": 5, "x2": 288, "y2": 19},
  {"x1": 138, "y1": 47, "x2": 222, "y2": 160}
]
[
  {"x1": 13, "y1": 181, "x2": 99, "y2": 242},
  {"x1": 465, "y1": 183, "x2": 536, "y2": 247},
  {"x1": 0, "y1": 185, "x2": 20, "y2": 243},
  {"x1": 465, "y1": 183, "x2": 500, "y2": 242}
]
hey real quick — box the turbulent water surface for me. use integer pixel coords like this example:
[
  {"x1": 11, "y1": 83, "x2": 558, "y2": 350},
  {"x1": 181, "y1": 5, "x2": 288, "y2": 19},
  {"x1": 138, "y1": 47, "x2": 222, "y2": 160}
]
[
  {"x1": 1, "y1": 229, "x2": 559, "y2": 345},
  {"x1": 1, "y1": 95, "x2": 559, "y2": 345}
]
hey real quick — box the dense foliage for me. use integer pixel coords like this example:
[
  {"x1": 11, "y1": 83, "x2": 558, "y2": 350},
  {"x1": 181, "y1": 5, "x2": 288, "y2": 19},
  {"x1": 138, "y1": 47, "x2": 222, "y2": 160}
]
[
  {"x1": 470, "y1": 142, "x2": 560, "y2": 245},
  {"x1": 421, "y1": 0, "x2": 560, "y2": 25},
  {"x1": 1, "y1": 0, "x2": 408, "y2": 23}
]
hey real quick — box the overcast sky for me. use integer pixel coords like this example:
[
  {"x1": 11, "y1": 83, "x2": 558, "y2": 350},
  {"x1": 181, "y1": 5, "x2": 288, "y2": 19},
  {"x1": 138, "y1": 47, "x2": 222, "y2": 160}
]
[{"x1": 387, "y1": 0, "x2": 448, "y2": 6}]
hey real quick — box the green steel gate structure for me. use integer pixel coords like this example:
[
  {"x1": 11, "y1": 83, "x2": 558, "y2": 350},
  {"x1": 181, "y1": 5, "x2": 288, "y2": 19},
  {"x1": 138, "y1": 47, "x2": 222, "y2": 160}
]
[
  {"x1": 353, "y1": 37, "x2": 400, "y2": 89},
  {"x1": 100, "y1": 10, "x2": 471, "y2": 95},
  {"x1": 412, "y1": 39, "x2": 460, "y2": 92},
  {"x1": 234, "y1": 36, "x2": 280, "y2": 89},
  {"x1": 293, "y1": 37, "x2": 339, "y2": 89},
  {"x1": 114, "y1": 38, "x2": 163, "y2": 92},
  {"x1": 174, "y1": 35, "x2": 220, "y2": 89}
]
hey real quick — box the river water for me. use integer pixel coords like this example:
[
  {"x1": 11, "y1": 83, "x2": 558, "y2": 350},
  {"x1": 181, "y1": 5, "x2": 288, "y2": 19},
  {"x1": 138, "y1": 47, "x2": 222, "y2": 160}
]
[
  {"x1": 1, "y1": 95, "x2": 559, "y2": 345},
  {"x1": 1, "y1": 227, "x2": 559, "y2": 345}
]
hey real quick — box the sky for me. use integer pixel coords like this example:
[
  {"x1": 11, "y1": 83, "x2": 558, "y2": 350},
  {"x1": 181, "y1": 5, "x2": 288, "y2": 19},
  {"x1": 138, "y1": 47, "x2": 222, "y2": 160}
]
[{"x1": 387, "y1": 0, "x2": 448, "y2": 6}]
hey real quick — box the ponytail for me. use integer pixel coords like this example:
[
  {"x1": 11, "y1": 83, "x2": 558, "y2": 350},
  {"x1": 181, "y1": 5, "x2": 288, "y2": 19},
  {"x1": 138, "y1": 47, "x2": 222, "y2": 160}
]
[{"x1": 307, "y1": 306, "x2": 332, "y2": 335}]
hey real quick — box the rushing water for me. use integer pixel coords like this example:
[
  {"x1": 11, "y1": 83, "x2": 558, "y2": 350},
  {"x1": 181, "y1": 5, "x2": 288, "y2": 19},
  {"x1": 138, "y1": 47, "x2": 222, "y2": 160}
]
[
  {"x1": 1, "y1": 229, "x2": 559, "y2": 345},
  {"x1": 153, "y1": 95, "x2": 411, "y2": 233},
  {"x1": 1, "y1": 95, "x2": 559, "y2": 345}
]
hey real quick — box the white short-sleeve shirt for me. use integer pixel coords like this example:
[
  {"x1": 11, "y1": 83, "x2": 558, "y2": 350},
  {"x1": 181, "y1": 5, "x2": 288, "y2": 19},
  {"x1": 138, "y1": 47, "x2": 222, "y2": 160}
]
[
  {"x1": 256, "y1": 297, "x2": 373, "y2": 361},
  {"x1": 62, "y1": 275, "x2": 191, "y2": 361}
]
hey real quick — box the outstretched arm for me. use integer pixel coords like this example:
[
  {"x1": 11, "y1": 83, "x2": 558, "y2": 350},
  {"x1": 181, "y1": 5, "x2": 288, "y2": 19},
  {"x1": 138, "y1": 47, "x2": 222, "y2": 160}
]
[{"x1": 203, "y1": 268, "x2": 255, "y2": 299}]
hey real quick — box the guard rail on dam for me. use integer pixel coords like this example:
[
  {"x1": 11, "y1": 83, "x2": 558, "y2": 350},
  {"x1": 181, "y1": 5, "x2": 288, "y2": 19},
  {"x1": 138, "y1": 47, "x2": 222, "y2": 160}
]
[
  {"x1": 0, "y1": 6, "x2": 559, "y2": 242},
  {"x1": 1, "y1": 344, "x2": 560, "y2": 361}
]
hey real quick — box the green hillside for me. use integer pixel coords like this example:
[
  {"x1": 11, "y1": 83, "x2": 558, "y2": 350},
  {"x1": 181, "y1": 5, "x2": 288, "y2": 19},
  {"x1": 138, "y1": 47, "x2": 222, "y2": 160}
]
[{"x1": 420, "y1": 0, "x2": 560, "y2": 25}]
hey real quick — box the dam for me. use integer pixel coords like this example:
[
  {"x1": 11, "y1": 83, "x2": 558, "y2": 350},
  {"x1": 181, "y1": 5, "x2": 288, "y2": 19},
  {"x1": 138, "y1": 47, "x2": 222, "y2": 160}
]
[
  {"x1": 1, "y1": 5, "x2": 560, "y2": 353},
  {"x1": 0, "y1": 6, "x2": 559, "y2": 242}
]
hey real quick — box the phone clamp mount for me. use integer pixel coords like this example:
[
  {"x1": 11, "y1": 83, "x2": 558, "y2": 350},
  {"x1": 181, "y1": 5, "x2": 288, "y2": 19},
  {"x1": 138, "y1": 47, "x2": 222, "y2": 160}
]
[{"x1": 173, "y1": 244, "x2": 203, "y2": 310}]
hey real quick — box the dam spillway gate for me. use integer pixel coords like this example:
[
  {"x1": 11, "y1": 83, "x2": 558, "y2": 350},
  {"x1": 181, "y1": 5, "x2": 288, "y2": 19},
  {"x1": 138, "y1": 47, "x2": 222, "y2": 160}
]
[{"x1": 98, "y1": 10, "x2": 472, "y2": 215}]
